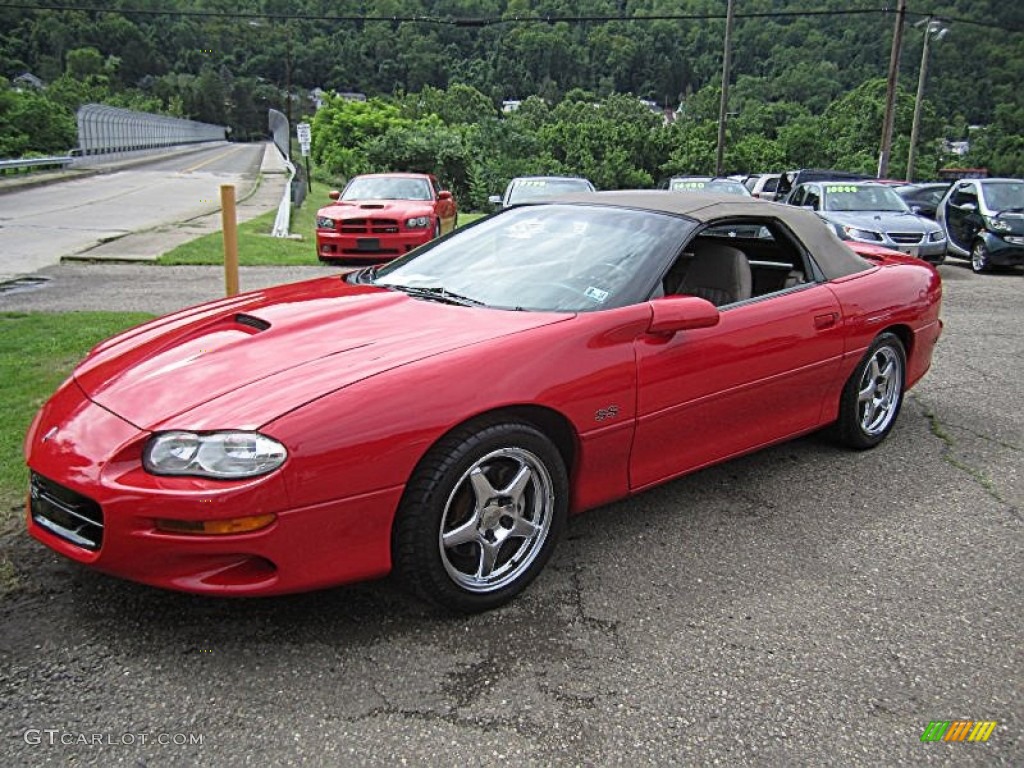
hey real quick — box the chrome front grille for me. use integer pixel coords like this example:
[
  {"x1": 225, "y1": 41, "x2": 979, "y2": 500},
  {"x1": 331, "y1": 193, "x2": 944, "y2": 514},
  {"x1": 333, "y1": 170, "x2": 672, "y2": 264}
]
[
  {"x1": 30, "y1": 472, "x2": 104, "y2": 550},
  {"x1": 888, "y1": 232, "x2": 924, "y2": 245}
]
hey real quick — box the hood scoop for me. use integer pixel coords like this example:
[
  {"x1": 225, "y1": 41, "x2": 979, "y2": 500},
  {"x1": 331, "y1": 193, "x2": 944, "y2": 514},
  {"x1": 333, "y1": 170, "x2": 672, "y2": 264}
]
[
  {"x1": 234, "y1": 313, "x2": 270, "y2": 332},
  {"x1": 359, "y1": 203, "x2": 385, "y2": 209}
]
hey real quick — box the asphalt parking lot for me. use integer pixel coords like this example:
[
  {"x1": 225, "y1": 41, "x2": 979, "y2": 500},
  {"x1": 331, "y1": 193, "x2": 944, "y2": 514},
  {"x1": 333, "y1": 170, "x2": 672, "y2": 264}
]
[{"x1": 0, "y1": 260, "x2": 1020, "y2": 766}]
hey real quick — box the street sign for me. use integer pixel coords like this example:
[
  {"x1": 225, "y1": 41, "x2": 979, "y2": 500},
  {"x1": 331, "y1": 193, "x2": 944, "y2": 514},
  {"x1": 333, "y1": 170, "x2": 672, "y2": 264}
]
[{"x1": 296, "y1": 122, "x2": 311, "y2": 157}]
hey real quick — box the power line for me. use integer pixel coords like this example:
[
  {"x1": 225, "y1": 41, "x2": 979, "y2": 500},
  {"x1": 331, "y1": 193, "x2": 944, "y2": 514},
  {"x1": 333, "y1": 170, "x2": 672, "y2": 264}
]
[{"x1": 1, "y1": 2, "x2": 1021, "y2": 33}]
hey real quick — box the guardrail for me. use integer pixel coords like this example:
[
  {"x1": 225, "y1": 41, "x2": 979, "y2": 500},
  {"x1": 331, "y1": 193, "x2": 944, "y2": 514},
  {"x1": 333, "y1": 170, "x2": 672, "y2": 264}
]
[
  {"x1": 76, "y1": 104, "x2": 226, "y2": 157},
  {"x1": 0, "y1": 156, "x2": 74, "y2": 174}
]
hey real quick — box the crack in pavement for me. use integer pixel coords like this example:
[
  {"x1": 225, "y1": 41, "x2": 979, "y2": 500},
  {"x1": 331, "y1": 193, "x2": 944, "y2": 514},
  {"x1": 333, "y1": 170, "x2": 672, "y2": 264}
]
[{"x1": 912, "y1": 394, "x2": 1021, "y2": 520}]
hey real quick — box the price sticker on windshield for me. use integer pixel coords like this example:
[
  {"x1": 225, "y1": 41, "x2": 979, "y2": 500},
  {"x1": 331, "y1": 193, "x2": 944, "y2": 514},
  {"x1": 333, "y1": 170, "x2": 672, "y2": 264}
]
[{"x1": 826, "y1": 185, "x2": 858, "y2": 193}]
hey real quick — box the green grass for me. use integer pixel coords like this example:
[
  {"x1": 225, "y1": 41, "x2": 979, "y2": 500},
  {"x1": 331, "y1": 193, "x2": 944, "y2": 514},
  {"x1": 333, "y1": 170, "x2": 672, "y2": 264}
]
[
  {"x1": 0, "y1": 312, "x2": 153, "y2": 529},
  {"x1": 158, "y1": 178, "x2": 487, "y2": 266},
  {"x1": 157, "y1": 180, "x2": 332, "y2": 266}
]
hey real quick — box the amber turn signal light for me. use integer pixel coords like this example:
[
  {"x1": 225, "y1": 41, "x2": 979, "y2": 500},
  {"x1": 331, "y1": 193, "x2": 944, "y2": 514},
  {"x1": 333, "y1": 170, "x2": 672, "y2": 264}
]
[{"x1": 155, "y1": 514, "x2": 276, "y2": 535}]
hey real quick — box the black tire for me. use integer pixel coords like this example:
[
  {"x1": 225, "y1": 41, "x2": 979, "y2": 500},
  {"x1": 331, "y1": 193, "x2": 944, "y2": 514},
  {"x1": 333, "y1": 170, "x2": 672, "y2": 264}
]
[
  {"x1": 836, "y1": 332, "x2": 906, "y2": 450},
  {"x1": 971, "y1": 240, "x2": 991, "y2": 273},
  {"x1": 392, "y1": 420, "x2": 568, "y2": 613}
]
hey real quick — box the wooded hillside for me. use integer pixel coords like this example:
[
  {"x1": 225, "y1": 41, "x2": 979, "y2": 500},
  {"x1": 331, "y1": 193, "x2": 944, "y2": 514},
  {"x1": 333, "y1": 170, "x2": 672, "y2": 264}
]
[{"x1": 3, "y1": 1, "x2": 1023, "y2": 193}]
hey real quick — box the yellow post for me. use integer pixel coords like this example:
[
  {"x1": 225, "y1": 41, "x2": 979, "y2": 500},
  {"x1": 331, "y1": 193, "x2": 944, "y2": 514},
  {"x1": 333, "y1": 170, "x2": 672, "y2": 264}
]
[{"x1": 220, "y1": 184, "x2": 239, "y2": 297}]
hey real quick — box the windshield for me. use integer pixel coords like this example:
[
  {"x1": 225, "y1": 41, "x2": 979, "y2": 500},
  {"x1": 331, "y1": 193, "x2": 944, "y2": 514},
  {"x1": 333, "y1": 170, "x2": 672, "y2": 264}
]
[
  {"x1": 370, "y1": 204, "x2": 695, "y2": 312},
  {"x1": 341, "y1": 177, "x2": 432, "y2": 201},
  {"x1": 824, "y1": 185, "x2": 908, "y2": 213},
  {"x1": 506, "y1": 178, "x2": 594, "y2": 205},
  {"x1": 670, "y1": 179, "x2": 750, "y2": 196},
  {"x1": 980, "y1": 181, "x2": 1024, "y2": 212}
]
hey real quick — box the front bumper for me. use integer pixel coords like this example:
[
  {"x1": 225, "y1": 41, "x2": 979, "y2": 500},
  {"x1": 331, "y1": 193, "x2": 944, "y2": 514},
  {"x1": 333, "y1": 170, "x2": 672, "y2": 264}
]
[
  {"x1": 877, "y1": 236, "x2": 946, "y2": 264},
  {"x1": 981, "y1": 231, "x2": 1024, "y2": 266},
  {"x1": 25, "y1": 379, "x2": 400, "y2": 596},
  {"x1": 316, "y1": 229, "x2": 432, "y2": 262}
]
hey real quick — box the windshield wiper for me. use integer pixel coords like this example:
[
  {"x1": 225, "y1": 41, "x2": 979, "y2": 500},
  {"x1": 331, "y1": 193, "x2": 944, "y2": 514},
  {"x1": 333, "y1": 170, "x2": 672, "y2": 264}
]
[
  {"x1": 997, "y1": 207, "x2": 1024, "y2": 213},
  {"x1": 386, "y1": 285, "x2": 485, "y2": 307}
]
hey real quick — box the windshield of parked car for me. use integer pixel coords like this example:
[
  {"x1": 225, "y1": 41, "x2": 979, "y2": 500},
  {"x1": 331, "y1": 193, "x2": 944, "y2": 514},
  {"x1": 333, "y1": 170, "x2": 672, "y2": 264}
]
[
  {"x1": 979, "y1": 180, "x2": 1024, "y2": 212},
  {"x1": 669, "y1": 179, "x2": 751, "y2": 196},
  {"x1": 341, "y1": 177, "x2": 432, "y2": 201},
  {"x1": 823, "y1": 185, "x2": 908, "y2": 213},
  {"x1": 506, "y1": 178, "x2": 594, "y2": 205},
  {"x1": 369, "y1": 204, "x2": 696, "y2": 312}
]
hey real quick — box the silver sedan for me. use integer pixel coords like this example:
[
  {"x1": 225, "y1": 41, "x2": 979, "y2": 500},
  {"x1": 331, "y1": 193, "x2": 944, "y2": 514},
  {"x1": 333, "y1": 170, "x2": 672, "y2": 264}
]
[{"x1": 786, "y1": 181, "x2": 947, "y2": 264}]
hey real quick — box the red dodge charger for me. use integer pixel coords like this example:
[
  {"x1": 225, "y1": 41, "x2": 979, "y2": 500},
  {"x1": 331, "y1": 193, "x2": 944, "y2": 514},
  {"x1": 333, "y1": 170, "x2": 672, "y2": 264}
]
[{"x1": 315, "y1": 172, "x2": 457, "y2": 263}]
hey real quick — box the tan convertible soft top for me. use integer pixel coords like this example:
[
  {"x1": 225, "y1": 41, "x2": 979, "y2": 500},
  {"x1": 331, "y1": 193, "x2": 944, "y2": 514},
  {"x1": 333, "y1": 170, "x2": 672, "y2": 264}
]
[{"x1": 552, "y1": 189, "x2": 873, "y2": 280}]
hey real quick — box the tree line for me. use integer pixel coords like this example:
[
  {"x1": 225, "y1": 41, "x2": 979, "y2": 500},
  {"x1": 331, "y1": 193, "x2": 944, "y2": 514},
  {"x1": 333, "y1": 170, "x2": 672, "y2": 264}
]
[{"x1": 2, "y1": 1, "x2": 1023, "y2": 193}]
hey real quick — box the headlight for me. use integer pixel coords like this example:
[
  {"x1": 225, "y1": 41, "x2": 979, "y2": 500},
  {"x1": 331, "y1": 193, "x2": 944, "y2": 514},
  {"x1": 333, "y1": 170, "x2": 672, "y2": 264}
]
[
  {"x1": 405, "y1": 216, "x2": 431, "y2": 229},
  {"x1": 316, "y1": 216, "x2": 336, "y2": 229},
  {"x1": 143, "y1": 431, "x2": 287, "y2": 479},
  {"x1": 841, "y1": 226, "x2": 882, "y2": 242},
  {"x1": 928, "y1": 230, "x2": 946, "y2": 242},
  {"x1": 984, "y1": 216, "x2": 1011, "y2": 232}
]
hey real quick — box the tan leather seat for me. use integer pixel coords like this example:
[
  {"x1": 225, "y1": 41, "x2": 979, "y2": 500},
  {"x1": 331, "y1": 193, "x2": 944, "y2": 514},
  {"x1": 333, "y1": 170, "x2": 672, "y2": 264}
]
[{"x1": 678, "y1": 242, "x2": 752, "y2": 306}]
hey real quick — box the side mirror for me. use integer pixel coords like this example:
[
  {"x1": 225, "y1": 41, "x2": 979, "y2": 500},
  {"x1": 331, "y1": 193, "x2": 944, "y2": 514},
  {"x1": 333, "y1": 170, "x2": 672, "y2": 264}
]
[
  {"x1": 438, "y1": 190, "x2": 453, "y2": 200},
  {"x1": 647, "y1": 295, "x2": 720, "y2": 336},
  {"x1": 328, "y1": 190, "x2": 340, "y2": 201},
  {"x1": 910, "y1": 205, "x2": 922, "y2": 214},
  {"x1": 956, "y1": 202, "x2": 977, "y2": 213},
  {"x1": 488, "y1": 195, "x2": 502, "y2": 206}
]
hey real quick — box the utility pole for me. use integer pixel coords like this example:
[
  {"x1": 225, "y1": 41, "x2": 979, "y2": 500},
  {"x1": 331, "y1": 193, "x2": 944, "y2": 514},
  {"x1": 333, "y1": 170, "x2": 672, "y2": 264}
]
[
  {"x1": 284, "y1": 21, "x2": 293, "y2": 132},
  {"x1": 908, "y1": 19, "x2": 948, "y2": 182},
  {"x1": 877, "y1": 0, "x2": 907, "y2": 178},
  {"x1": 715, "y1": 0, "x2": 735, "y2": 177}
]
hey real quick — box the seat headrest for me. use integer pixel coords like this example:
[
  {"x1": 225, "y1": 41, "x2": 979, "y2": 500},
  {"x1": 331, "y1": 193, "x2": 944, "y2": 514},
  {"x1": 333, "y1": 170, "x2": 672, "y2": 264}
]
[{"x1": 679, "y1": 241, "x2": 752, "y2": 306}]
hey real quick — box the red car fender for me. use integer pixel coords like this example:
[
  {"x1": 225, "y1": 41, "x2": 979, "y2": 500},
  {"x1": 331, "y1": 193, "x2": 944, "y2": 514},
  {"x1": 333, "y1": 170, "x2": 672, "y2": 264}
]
[
  {"x1": 264, "y1": 303, "x2": 655, "y2": 518},
  {"x1": 824, "y1": 259, "x2": 943, "y2": 419}
]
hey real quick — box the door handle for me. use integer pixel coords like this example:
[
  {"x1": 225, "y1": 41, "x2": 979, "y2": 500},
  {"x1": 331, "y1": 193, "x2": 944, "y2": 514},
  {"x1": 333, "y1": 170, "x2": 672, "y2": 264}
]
[{"x1": 814, "y1": 312, "x2": 838, "y2": 330}]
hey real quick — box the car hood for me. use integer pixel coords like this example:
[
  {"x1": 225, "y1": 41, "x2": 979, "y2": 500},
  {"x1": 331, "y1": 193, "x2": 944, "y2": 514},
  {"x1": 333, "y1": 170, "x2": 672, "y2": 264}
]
[
  {"x1": 822, "y1": 210, "x2": 938, "y2": 233},
  {"x1": 319, "y1": 200, "x2": 434, "y2": 219},
  {"x1": 74, "y1": 277, "x2": 570, "y2": 431}
]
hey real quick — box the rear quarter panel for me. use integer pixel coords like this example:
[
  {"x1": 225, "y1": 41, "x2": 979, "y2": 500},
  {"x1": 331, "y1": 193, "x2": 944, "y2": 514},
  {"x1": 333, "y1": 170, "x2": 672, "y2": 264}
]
[{"x1": 825, "y1": 259, "x2": 942, "y2": 417}]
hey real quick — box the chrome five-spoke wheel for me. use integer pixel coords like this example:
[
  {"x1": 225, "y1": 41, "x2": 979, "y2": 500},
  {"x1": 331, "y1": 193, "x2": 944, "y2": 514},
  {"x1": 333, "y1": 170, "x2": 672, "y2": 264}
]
[
  {"x1": 393, "y1": 420, "x2": 568, "y2": 612},
  {"x1": 857, "y1": 345, "x2": 903, "y2": 437},
  {"x1": 439, "y1": 447, "x2": 554, "y2": 593},
  {"x1": 836, "y1": 332, "x2": 906, "y2": 450}
]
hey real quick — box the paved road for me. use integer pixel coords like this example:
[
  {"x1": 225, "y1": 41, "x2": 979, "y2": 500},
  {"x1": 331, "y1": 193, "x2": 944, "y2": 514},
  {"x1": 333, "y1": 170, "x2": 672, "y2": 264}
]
[
  {"x1": 0, "y1": 144, "x2": 268, "y2": 282},
  {"x1": 0, "y1": 259, "x2": 1020, "y2": 766}
]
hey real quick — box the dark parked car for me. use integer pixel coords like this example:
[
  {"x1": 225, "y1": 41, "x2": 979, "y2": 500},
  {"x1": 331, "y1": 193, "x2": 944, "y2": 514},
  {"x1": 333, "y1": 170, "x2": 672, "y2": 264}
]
[
  {"x1": 893, "y1": 183, "x2": 951, "y2": 219},
  {"x1": 935, "y1": 178, "x2": 1024, "y2": 272},
  {"x1": 774, "y1": 169, "x2": 873, "y2": 202}
]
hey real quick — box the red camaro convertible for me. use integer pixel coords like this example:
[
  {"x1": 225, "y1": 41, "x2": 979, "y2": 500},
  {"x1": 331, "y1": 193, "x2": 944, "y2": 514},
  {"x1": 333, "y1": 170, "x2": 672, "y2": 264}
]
[
  {"x1": 315, "y1": 172, "x2": 457, "y2": 263},
  {"x1": 26, "y1": 192, "x2": 942, "y2": 612}
]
